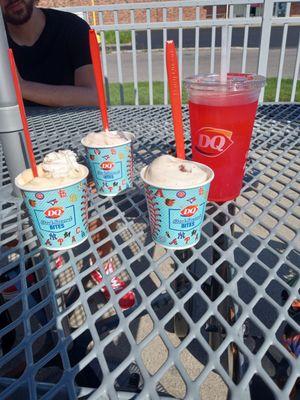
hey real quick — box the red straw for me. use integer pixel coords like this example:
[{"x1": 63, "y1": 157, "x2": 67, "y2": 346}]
[
  {"x1": 8, "y1": 49, "x2": 38, "y2": 177},
  {"x1": 165, "y1": 40, "x2": 186, "y2": 160},
  {"x1": 89, "y1": 29, "x2": 109, "y2": 131}
]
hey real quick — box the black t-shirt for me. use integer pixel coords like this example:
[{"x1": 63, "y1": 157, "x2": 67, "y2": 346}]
[{"x1": 7, "y1": 8, "x2": 92, "y2": 106}]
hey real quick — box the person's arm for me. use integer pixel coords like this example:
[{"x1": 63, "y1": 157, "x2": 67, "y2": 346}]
[{"x1": 20, "y1": 64, "x2": 98, "y2": 107}]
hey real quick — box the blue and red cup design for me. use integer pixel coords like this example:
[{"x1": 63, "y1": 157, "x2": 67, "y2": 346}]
[
  {"x1": 82, "y1": 132, "x2": 134, "y2": 197},
  {"x1": 16, "y1": 169, "x2": 89, "y2": 251},
  {"x1": 141, "y1": 163, "x2": 214, "y2": 250}
]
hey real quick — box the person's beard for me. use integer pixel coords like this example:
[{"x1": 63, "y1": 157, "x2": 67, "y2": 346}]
[{"x1": 2, "y1": 0, "x2": 34, "y2": 25}]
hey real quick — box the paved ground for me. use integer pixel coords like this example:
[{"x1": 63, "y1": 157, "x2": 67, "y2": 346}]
[
  {"x1": 105, "y1": 47, "x2": 299, "y2": 83},
  {"x1": 135, "y1": 26, "x2": 300, "y2": 50}
]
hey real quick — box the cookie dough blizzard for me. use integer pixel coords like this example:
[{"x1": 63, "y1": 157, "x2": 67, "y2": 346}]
[
  {"x1": 82, "y1": 131, "x2": 132, "y2": 147},
  {"x1": 143, "y1": 155, "x2": 208, "y2": 188},
  {"x1": 15, "y1": 150, "x2": 89, "y2": 251},
  {"x1": 16, "y1": 150, "x2": 87, "y2": 190},
  {"x1": 81, "y1": 130, "x2": 135, "y2": 197},
  {"x1": 141, "y1": 154, "x2": 214, "y2": 250}
]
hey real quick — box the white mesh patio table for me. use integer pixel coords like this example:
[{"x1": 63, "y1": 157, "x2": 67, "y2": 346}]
[{"x1": 0, "y1": 104, "x2": 299, "y2": 400}]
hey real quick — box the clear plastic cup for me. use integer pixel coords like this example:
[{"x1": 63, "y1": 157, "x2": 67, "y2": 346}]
[{"x1": 185, "y1": 73, "x2": 265, "y2": 202}]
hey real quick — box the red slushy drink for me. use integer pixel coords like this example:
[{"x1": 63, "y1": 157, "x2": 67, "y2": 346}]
[{"x1": 185, "y1": 73, "x2": 265, "y2": 202}]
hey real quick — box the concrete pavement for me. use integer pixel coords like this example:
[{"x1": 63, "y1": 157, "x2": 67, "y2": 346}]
[{"x1": 105, "y1": 47, "x2": 299, "y2": 83}]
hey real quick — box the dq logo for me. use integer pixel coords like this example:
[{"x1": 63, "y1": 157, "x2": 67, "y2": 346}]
[
  {"x1": 195, "y1": 127, "x2": 233, "y2": 157},
  {"x1": 180, "y1": 205, "x2": 199, "y2": 217},
  {"x1": 44, "y1": 207, "x2": 64, "y2": 219},
  {"x1": 101, "y1": 161, "x2": 115, "y2": 171}
]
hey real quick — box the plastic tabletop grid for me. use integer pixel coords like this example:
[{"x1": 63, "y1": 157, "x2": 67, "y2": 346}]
[{"x1": 0, "y1": 104, "x2": 299, "y2": 400}]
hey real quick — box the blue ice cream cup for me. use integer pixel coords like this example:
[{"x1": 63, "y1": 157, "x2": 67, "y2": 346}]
[
  {"x1": 15, "y1": 167, "x2": 89, "y2": 251},
  {"x1": 81, "y1": 131, "x2": 134, "y2": 197},
  {"x1": 141, "y1": 161, "x2": 214, "y2": 250}
]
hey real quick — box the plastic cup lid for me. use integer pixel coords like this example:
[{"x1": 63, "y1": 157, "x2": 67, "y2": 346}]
[{"x1": 185, "y1": 73, "x2": 266, "y2": 93}]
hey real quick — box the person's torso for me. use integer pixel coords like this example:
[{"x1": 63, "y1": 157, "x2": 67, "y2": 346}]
[{"x1": 7, "y1": 9, "x2": 81, "y2": 105}]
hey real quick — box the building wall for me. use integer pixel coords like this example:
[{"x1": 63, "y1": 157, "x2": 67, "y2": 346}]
[
  {"x1": 291, "y1": 3, "x2": 300, "y2": 15},
  {"x1": 38, "y1": 0, "x2": 300, "y2": 21},
  {"x1": 38, "y1": 0, "x2": 222, "y2": 23}
]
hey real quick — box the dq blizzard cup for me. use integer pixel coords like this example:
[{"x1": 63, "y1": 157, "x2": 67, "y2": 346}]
[
  {"x1": 81, "y1": 131, "x2": 134, "y2": 197},
  {"x1": 15, "y1": 168, "x2": 89, "y2": 251},
  {"x1": 141, "y1": 156, "x2": 214, "y2": 250},
  {"x1": 185, "y1": 73, "x2": 265, "y2": 202}
]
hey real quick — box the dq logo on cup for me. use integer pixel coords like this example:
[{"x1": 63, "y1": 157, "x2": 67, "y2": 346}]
[
  {"x1": 143, "y1": 181, "x2": 211, "y2": 250},
  {"x1": 180, "y1": 205, "x2": 199, "y2": 217},
  {"x1": 195, "y1": 127, "x2": 233, "y2": 157},
  {"x1": 22, "y1": 180, "x2": 89, "y2": 250},
  {"x1": 101, "y1": 161, "x2": 115, "y2": 171},
  {"x1": 44, "y1": 206, "x2": 64, "y2": 219},
  {"x1": 85, "y1": 142, "x2": 134, "y2": 197}
]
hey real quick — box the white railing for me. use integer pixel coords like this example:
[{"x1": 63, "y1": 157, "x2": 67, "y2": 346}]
[{"x1": 58, "y1": 0, "x2": 300, "y2": 105}]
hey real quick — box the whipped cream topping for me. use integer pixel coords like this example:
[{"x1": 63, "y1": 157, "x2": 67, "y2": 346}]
[
  {"x1": 142, "y1": 155, "x2": 209, "y2": 188},
  {"x1": 81, "y1": 131, "x2": 133, "y2": 148},
  {"x1": 15, "y1": 150, "x2": 88, "y2": 190},
  {"x1": 42, "y1": 150, "x2": 80, "y2": 178}
]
